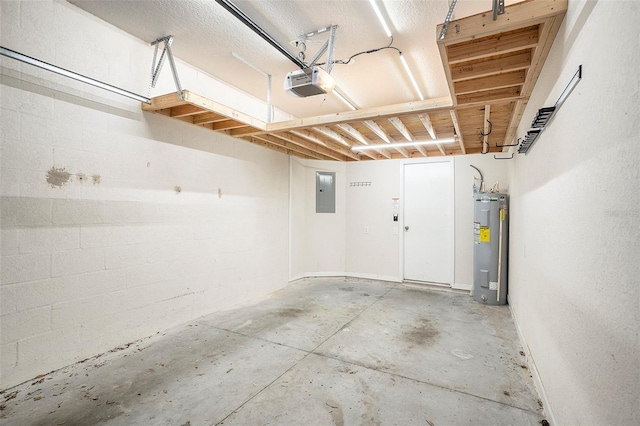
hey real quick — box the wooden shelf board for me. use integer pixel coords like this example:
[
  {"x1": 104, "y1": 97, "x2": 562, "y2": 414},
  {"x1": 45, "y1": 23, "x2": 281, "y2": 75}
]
[{"x1": 141, "y1": 0, "x2": 566, "y2": 161}]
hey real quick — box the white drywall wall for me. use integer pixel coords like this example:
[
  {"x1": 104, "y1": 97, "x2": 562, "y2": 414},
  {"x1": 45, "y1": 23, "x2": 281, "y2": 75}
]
[
  {"x1": 1, "y1": 0, "x2": 290, "y2": 389},
  {"x1": 291, "y1": 156, "x2": 509, "y2": 287},
  {"x1": 345, "y1": 159, "x2": 402, "y2": 282},
  {"x1": 289, "y1": 158, "x2": 346, "y2": 280},
  {"x1": 508, "y1": 1, "x2": 640, "y2": 424}
]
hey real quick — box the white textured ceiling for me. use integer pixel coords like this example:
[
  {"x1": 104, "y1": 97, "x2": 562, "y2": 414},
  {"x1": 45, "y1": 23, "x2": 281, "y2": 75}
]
[{"x1": 69, "y1": 0, "x2": 511, "y2": 119}]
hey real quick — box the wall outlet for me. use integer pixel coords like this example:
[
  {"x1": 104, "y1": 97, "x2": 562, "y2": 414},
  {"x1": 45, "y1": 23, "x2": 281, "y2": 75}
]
[{"x1": 364, "y1": 226, "x2": 369, "y2": 234}]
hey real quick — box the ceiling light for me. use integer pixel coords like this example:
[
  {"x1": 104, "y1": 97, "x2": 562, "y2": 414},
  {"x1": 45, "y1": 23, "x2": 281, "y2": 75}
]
[
  {"x1": 351, "y1": 137, "x2": 457, "y2": 151},
  {"x1": 369, "y1": 0, "x2": 392, "y2": 38},
  {"x1": 399, "y1": 53, "x2": 424, "y2": 101},
  {"x1": 333, "y1": 90, "x2": 357, "y2": 110}
]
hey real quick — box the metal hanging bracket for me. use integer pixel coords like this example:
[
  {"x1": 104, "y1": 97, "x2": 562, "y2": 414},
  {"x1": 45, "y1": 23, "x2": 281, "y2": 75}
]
[
  {"x1": 492, "y1": 0, "x2": 506, "y2": 21},
  {"x1": 149, "y1": 35, "x2": 184, "y2": 100},
  {"x1": 479, "y1": 119, "x2": 493, "y2": 137},
  {"x1": 494, "y1": 153, "x2": 514, "y2": 160},
  {"x1": 496, "y1": 138, "x2": 518, "y2": 148},
  {"x1": 481, "y1": 141, "x2": 490, "y2": 154},
  {"x1": 292, "y1": 25, "x2": 338, "y2": 73},
  {"x1": 439, "y1": 0, "x2": 459, "y2": 40}
]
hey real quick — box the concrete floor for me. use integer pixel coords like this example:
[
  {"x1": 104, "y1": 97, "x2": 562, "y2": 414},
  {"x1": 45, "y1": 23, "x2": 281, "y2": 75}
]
[{"x1": 1, "y1": 278, "x2": 546, "y2": 425}]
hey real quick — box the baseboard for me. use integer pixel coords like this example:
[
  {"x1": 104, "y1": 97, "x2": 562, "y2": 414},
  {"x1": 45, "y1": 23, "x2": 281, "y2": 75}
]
[
  {"x1": 452, "y1": 282, "x2": 472, "y2": 292},
  {"x1": 289, "y1": 272, "x2": 402, "y2": 284},
  {"x1": 288, "y1": 272, "x2": 348, "y2": 283},
  {"x1": 508, "y1": 294, "x2": 556, "y2": 425},
  {"x1": 292, "y1": 274, "x2": 470, "y2": 291},
  {"x1": 344, "y1": 272, "x2": 402, "y2": 283},
  {"x1": 288, "y1": 274, "x2": 308, "y2": 283}
]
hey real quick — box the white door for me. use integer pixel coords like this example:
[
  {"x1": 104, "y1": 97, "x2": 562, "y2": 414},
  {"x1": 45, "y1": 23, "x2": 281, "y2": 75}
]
[{"x1": 403, "y1": 161, "x2": 453, "y2": 284}]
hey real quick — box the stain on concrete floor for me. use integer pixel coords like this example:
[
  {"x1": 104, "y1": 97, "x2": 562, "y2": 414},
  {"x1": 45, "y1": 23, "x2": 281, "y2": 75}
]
[
  {"x1": 402, "y1": 318, "x2": 440, "y2": 346},
  {"x1": 0, "y1": 278, "x2": 547, "y2": 425}
]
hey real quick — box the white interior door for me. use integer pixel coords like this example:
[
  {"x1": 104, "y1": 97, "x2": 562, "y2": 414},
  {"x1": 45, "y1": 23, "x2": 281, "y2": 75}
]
[{"x1": 403, "y1": 162, "x2": 453, "y2": 284}]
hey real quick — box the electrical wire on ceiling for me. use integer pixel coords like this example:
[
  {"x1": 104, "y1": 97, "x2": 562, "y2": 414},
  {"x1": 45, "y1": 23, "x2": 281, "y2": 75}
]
[{"x1": 315, "y1": 37, "x2": 401, "y2": 67}]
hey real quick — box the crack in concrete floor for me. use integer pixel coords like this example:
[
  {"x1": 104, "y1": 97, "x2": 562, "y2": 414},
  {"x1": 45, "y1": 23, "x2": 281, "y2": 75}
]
[{"x1": 1, "y1": 278, "x2": 546, "y2": 425}]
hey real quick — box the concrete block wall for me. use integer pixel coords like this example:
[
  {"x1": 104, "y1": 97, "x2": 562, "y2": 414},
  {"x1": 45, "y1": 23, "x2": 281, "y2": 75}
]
[{"x1": 1, "y1": 0, "x2": 289, "y2": 389}]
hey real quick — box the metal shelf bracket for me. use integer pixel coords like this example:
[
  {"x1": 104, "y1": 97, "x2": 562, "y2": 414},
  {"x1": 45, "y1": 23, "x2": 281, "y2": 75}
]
[
  {"x1": 439, "y1": 0, "x2": 459, "y2": 40},
  {"x1": 149, "y1": 36, "x2": 184, "y2": 100}
]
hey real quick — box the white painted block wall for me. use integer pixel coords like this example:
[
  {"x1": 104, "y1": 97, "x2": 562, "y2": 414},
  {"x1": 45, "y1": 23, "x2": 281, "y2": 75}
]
[
  {"x1": 1, "y1": 0, "x2": 290, "y2": 389},
  {"x1": 508, "y1": 1, "x2": 640, "y2": 424}
]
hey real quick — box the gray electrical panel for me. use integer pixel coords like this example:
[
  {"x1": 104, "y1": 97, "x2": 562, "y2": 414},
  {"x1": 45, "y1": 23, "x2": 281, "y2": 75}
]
[
  {"x1": 316, "y1": 171, "x2": 336, "y2": 213},
  {"x1": 473, "y1": 193, "x2": 508, "y2": 305}
]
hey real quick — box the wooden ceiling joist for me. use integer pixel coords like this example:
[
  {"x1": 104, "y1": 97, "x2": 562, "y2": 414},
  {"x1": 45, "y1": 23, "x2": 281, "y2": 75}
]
[
  {"x1": 450, "y1": 50, "x2": 533, "y2": 82},
  {"x1": 438, "y1": 0, "x2": 567, "y2": 149},
  {"x1": 249, "y1": 134, "x2": 337, "y2": 161},
  {"x1": 446, "y1": 26, "x2": 540, "y2": 64},
  {"x1": 142, "y1": 0, "x2": 566, "y2": 161},
  {"x1": 266, "y1": 97, "x2": 453, "y2": 133},
  {"x1": 271, "y1": 132, "x2": 348, "y2": 162},
  {"x1": 389, "y1": 117, "x2": 428, "y2": 157},
  {"x1": 453, "y1": 70, "x2": 527, "y2": 95},
  {"x1": 291, "y1": 129, "x2": 362, "y2": 161},
  {"x1": 449, "y1": 110, "x2": 466, "y2": 155},
  {"x1": 170, "y1": 104, "x2": 205, "y2": 118},
  {"x1": 193, "y1": 112, "x2": 227, "y2": 125},
  {"x1": 418, "y1": 114, "x2": 446, "y2": 156}
]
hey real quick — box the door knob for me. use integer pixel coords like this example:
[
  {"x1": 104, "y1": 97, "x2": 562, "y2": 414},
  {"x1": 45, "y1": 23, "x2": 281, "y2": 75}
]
[{"x1": 404, "y1": 226, "x2": 409, "y2": 231}]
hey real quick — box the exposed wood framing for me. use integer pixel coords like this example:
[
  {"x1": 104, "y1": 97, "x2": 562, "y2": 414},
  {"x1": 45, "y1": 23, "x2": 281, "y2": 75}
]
[
  {"x1": 437, "y1": 0, "x2": 568, "y2": 154},
  {"x1": 389, "y1": 117, "x2": 428, "y2": 157},
  {"x1": 482, "y1": 105, "x2": 491, "y2": 153},
  {"x1": 449, "y1": 110, "x2": 466, "y2": 155},
  {"x1": 418, "y1": 114, "x2": 446, "y2": 156},
  {"x1": 142, "y1": 0, "x2": 566, "y2": 161}
]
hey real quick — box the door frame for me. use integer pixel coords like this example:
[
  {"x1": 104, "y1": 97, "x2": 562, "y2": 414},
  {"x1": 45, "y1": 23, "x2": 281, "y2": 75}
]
[{"x1": 400, "y1": 158, "x2": 455, "y2": 285}]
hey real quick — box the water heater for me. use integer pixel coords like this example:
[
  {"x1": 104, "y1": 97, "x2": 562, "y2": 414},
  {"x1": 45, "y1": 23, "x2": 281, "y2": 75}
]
[{"x1": 473, "y1": 193, "x2": 508, "y2": 305}]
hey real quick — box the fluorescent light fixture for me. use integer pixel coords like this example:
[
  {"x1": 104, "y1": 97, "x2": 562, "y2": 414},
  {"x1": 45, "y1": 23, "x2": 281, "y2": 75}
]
[
  {"x1": 399, "y1": 53, "x2": 424, "y2": 101},
  {"x1": 369, "y1": 0, "x2": 392, "y2": 37},
  {"x1": 333, "y1": 90, "x2": 357, "y2": 110},
  {"x1": 351, "y1": 137, "x2": 457, "y2": 151}
]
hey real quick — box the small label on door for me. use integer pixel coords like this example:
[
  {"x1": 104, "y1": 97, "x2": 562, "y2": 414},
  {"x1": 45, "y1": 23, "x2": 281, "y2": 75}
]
[
  {"x1": 480, "y1": 227, "x2": 490, "y2": 242},
  {"x1": 489, "y1": 281, "x2": 498, "y2": 290}
]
